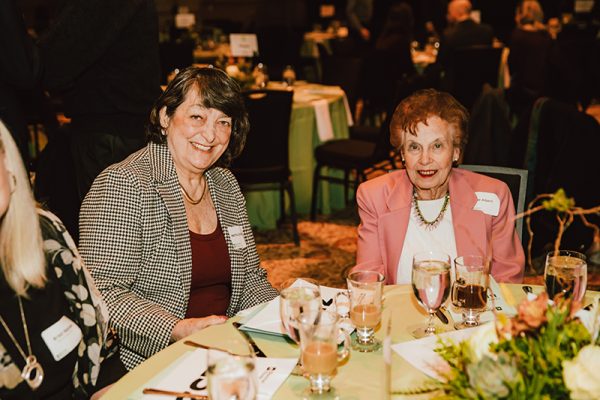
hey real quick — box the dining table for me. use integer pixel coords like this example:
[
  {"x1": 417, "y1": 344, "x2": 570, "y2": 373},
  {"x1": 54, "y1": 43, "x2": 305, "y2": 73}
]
[
  {"x1": 102, "y1": 283, "x2": 598, "y2": 399},
  {"x1": 243, "y1": 81, "x2": 353, "y2": 230}
]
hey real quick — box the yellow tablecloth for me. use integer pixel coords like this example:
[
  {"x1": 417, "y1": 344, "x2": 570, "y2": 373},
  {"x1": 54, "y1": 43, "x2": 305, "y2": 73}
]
[{"x1": 104, "y1": 283, "x2": 600, "y2": 399}]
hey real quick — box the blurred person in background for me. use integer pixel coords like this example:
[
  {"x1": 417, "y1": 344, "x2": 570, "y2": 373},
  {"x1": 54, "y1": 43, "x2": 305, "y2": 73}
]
[
  {"x1": 79, "y1": 67, "x2": 277, "y2": 371},
  {"x1": 38, "y1": 0, "x2": 161, "y2": 228},
  {"x1": 0, "y1": 120, "x2": 125, "y2": 399}
]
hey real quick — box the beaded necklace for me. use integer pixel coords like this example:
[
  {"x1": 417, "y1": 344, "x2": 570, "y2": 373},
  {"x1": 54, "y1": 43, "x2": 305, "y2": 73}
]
[{"x1": 412, "y1": 189, "x2": 450, "y2": 230}]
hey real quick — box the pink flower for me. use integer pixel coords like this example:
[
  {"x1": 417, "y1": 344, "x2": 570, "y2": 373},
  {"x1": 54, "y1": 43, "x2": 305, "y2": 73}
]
[{"x1": 517, "y1": 292, "x2": 548, "y2": 329}]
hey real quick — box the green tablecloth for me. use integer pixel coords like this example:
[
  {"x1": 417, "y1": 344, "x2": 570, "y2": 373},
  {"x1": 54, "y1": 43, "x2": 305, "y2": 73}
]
[
  {"x1": 244, "y1": 90, "x2": 350, "y2": 230},
  {"x1": 104, "y1": 284, "x2": 591, "y2": 399}
]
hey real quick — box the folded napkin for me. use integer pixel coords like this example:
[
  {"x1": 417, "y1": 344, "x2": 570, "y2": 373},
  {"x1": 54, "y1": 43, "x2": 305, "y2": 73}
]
[
  {"x1": 141, "y1": 348, "x2": 297, "y2": 400},
  {"x1": 313, "y1": 99, "x2": 334, "y2": 142},
  {"x1": 241, "y1": 282, "x2": 348, "y2": 336},
  {"x1": 342, "y1": 93, "x2": 354, "y2": 127}
]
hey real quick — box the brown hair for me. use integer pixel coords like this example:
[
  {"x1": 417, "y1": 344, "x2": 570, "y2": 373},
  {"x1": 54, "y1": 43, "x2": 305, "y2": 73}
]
[
  {"x1": 389, "y1": 89, "x2": 469, "y2": 152},
  {"x1": 147, "y1": 66, "x2": 249, "y2": 168}
]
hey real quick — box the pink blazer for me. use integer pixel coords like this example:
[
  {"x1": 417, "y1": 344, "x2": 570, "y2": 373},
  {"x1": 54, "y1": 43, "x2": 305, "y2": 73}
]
[{"x1": 355, "y1": 168, "x2": 525, "y2": 284}]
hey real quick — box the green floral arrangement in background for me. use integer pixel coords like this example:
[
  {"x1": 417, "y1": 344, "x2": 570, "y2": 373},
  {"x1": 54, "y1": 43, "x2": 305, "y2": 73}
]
[{"x1": 433, "y1": 294, "x2": 600, "y2": 399}]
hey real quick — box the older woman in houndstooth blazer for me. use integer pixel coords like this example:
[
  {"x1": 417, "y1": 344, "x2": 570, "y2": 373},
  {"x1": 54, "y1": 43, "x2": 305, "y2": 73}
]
[{"x1": 79, "y1": 67, "x2": 278, "y2": 371}]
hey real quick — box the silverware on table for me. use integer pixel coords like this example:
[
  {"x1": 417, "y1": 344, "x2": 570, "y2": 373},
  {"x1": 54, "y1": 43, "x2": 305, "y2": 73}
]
[
  {"x1": 259, "y1": 366, "x2": 277, "y2": 382},
  {"x1": 142, "y1": 387, "x2": 208, "y2": 399},
  {"x1": 183, "y1": 340, "x2": 240, "y2": 356},
  {"x1": 232, "y1": 322, "x2": 268, "y2": 358},
  {"x1": 435, "y1": 308, "x2": 449, "y2": 325}
]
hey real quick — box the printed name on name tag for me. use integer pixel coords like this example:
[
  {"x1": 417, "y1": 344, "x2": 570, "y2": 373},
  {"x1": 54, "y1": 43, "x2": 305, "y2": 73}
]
[
  {"x1": 227, "y1": 225, "x2": 247, "y2": 249},
  {"x1": 473, "y1": 192, "x2": 500, "y2": 216},
  {"x1": 41, "y1": 316, "x2": 83, "y2": 361}
]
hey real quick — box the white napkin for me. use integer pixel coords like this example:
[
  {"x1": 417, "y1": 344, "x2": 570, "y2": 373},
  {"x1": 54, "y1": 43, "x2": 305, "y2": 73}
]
[
  {"x1": 342, "y1": 94, "x2": 354, "y2": 127},
  {"x1": 447, "y1": 276, "x2": 517, "y2": 324},
  {"x1": 141, "y1": 349, "x2": 297, "y2": 400},
  {"x1": 313, "y1": 99, "x2": 335, "y2": 142},
  {"x1": 392, "y1": 326, "x2": 482, "y2": 380},
  {"x1": 241, "y1": 282, "x2": 347, "y2": 336}
]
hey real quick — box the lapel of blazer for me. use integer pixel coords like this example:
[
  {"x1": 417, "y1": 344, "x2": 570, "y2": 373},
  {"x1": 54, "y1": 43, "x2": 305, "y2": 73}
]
[
  {"x1": 378, "y1": 171, "x2": 412, "y2": 284},
  {"x1": 449, "y1": 170, "x2": 490, "y2": 260},
  {"x1": 205, "y1": 168, "x2": 245, "y2": 313},
  {"x1": 149, "y1": 142, "x2": 192, "y2": 304}
]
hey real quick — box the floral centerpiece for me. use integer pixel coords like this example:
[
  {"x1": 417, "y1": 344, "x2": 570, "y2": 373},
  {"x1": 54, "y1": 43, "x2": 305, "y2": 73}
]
[{"x1": 428, "y1": 294, "x2": 600, "y2": 399}]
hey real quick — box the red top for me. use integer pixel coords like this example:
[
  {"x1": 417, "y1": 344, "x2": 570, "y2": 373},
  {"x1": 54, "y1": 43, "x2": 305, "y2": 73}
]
[{"x1": 185, "y1": 223, "x2": 232, "y2": 318}]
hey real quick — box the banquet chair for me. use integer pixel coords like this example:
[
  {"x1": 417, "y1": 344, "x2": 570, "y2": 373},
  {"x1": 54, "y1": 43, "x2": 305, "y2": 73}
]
[
  {"x1": 320, "y1": 54, "x2": 363, "y2": 120},
  {"x1": 444, "y1": 45, "x2": 504, "y2": 110},
  {"x1": 230, "y1": 90, "x2": 299, "y2": 245},
  {"x1": 459, "y1": 164, "x2": 528, "y2": 240},
  {"x1": 310, "y1": 114, "x2": 397, "y2": 221}
]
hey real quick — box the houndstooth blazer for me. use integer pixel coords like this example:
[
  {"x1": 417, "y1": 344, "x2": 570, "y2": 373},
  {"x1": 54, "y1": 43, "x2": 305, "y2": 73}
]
[{"x1": 79, "y1": 142, "x2": 278, "y2": 370}]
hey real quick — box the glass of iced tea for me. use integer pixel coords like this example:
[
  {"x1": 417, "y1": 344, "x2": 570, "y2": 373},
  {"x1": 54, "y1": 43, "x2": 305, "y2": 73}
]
[
  {"x1": 347, "y1": 270, "x2": 385, "y2": 352},
  {"x1": 544, "y1": 250, "x2": 587, "y2": 302},
  {"x1": 299, "y1": 311, "x2": 350, "y2": 394},
  {"x1": 451, "y1": 255, "x2": 489, "y2": 329}
]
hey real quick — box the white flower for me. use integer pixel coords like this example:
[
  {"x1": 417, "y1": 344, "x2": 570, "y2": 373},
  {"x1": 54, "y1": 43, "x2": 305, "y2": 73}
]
[
  {"x1": 563, "y1": 345, "x2": 600, "y2": 400},
  {"x1": 60, "y1": 249, "x2": 74, "y2": 266},
  {"x1": 71, "y1": 284, "x2": 89, "y2": 301},
  {"x1": 43, "y1": 239, "x2": 61, "y2": 251},
  {"x1": 468, "y1": 322, "x2": 498, "y2": 363},
  {"x1": 54, "y1": 267, "x2": 62, "y2": 278},
  {"x1": 81, "y1": 303, "x2": 97, "y2": 326}
]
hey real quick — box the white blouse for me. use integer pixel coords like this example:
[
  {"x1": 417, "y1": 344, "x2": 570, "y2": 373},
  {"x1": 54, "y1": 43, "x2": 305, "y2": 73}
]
[{"x1": 396, "y1": 198, "x2": 458, "y2": 284}]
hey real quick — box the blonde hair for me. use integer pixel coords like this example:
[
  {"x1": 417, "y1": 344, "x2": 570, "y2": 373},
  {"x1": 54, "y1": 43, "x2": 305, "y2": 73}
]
[
  {"x1": 0, "y1": 120, "x2": 45, "y2": 297},
  {"x1": 517, "y1": 1, "x2": 545, "y2": 29}
]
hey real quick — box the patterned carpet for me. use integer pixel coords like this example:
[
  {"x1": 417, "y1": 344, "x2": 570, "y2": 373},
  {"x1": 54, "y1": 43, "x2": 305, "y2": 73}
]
[{"x1": 254, "y1": 207, "x2": 360, "y2": 290}]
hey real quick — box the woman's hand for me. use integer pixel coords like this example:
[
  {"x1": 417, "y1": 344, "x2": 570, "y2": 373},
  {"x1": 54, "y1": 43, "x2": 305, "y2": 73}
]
[{"x1": 171, "y1": 315, "x2": 228, "y2": 342}]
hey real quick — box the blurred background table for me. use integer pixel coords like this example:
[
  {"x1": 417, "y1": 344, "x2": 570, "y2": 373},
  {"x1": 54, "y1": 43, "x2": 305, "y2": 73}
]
[{"x1": 244, "y1": 82, "x2": 352, "y2": 230}]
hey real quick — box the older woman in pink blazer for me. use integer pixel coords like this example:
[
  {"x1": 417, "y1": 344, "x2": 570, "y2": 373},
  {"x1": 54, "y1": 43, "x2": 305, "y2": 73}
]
[{"x1": 355, "y1": 89, "x2": 524, "y2": 284}]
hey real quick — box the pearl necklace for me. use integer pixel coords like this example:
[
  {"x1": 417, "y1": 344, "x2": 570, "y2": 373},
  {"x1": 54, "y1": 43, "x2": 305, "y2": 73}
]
[
  {"x1": 0, "y1": 297, "x2": 44, "y2": 390},
  {"x1": 412, "y1": 189, "x2": 450, "y2": 230}
]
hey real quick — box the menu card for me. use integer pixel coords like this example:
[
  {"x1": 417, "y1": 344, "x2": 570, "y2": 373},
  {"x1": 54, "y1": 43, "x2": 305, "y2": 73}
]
[
  {"x1": 392, "y1": 326, "x2": 483, "y2": 380},
  {"x1": 141, "y1": 348, "x2": 297, "y2": 400},
  {"x1": 229, "y1": 34, "x2": 258, "y2": 57}
]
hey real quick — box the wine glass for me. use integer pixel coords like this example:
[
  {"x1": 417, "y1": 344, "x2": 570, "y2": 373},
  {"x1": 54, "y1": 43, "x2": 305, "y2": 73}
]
[
  {"x1": 411, "y1": 251, "x2": 451, "y2": 338},
  {"x1": 278, "y1": 278, "x2": 321, "y2": 344},
  {"x1": 451, "y1": 255, "x2": 489, "y2": 329},
  {"x1": 544, "y1": 250, "x2": 587, "y2": 302},
  {"x1": 347, "y1": 271, "x2": 385, "y2": 352},
  {"x1": 207, "y1": 339, "x2": 257, "y2": 400}
]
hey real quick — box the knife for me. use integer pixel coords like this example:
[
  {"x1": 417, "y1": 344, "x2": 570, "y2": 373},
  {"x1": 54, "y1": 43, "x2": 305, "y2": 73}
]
[
  {"x1": 436, "y1": 308, "x2": 449, "y2": 325},
  {"x1": 232, "y1": 322, "x2": 267, "y2": 358}
]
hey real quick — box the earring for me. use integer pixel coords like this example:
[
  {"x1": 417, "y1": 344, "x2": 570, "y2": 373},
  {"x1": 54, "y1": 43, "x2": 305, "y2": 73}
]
[
  {"x1": 161, "y1": 128, "x2": 167, "y2": 136},
  {"x1": 9, "y1": 172, "x2": 16, "y2": 194}
]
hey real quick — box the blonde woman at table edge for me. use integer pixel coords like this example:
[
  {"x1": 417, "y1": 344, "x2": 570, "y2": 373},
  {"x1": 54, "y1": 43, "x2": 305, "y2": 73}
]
[
  {"x1": 79, "y1": 67, "x2": 278, "y2": 371},
  {"x1": 0, "y1": 120, "x2": 125, "y2": 399},
  {"x1": 353, "y1": 89, "x2": 525, "y2": 284}
]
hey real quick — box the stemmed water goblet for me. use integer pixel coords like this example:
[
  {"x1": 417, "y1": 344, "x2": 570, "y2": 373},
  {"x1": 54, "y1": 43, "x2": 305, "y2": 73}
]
[
  {"x1": 411, "y1": 251, "x2": 451, "y2": 338},
  {"x1": 278, "y1": 278, "x2": 321, "y2": 344},
  {"x1": 207, "y1": 339, "x2": 257, "y2": 400},
  {"x1": 451, "y1": 255, "x2": 489, "y2": 329},
  {"x1": 347, "y1": 270, "x2": 385, "y2": 352}
]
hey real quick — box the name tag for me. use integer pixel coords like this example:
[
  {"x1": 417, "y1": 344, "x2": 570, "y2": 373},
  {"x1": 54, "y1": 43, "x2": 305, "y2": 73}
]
[
  {"x1": 41, "y1": 316, "x2": 83, "y2": 361},
  {"x1": 227, "y1": 226, "x2": 247, "y2": 250},
  {"x1": 473, "y1": 192, "x2": 500, "y2": 216}
]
